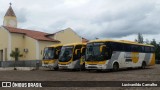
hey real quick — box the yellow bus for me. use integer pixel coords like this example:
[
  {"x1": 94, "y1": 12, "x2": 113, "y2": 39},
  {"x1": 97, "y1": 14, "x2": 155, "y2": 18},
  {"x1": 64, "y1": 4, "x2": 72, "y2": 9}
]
[
  {"x1": 58, "y1": 43, "x2": 86, "y2": 70},
  {"x1": 42, "y1": 44, "x2": 62, "y2": 70},
  {"x1": 85, "y1": 39, "x2": 155, "y2": 71}
]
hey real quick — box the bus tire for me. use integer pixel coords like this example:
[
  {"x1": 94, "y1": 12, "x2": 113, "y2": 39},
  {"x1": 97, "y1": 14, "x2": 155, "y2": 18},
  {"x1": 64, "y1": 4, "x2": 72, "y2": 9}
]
[
  {"x1": 54, "y1": 67, "x2": 59, "y2": 71},
  {"x1": 141, "y1": 61, "x2": 146, "y2": 69},
  {"x1": 113, "y1": 62, "x2": 119, "y2": 71},
  {"x1": 81, "y1": 63, "x2": 85, "y2": 71},
  {"x1": 49, "y1": 67, "x2": 54, "y2": 70}
]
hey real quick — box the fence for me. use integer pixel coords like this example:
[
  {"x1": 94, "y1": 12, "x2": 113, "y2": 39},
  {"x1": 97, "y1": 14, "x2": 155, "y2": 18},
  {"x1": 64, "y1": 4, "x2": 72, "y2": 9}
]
[{"x1": 0, "y1": 60, "x2": 42, "y2": 68}]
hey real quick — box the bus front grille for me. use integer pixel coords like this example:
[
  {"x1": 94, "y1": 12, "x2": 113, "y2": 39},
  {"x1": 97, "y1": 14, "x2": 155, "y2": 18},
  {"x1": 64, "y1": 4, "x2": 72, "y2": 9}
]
[{"x1": 88, "y1": 66, "x2": 97, "y2": 69}]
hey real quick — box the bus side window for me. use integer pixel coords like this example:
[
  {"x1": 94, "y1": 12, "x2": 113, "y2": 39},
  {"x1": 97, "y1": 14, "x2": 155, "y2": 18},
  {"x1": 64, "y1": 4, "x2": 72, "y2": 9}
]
[
  {"x1": 107, "y1": 48, "x2": 112, "y2": 59},
  {"x1": 149, "y1": 47, "x2": 151, "y2": 53},
  {"x1": 131, "y1": 45, "x2": 138, "y2": 52},
  {"x1": 124, "y1": 44, "x2": 131, "y2": 52},
  {"x1": 110, "y1": 42, "x2": 114, "y2": 51},
  {"x1": 131, "y1": 45, "x2": 134, "y2": 52},
  {"x1": 138, "y1": 45, "x2": 141, "y2": 52},
  {"x1": 151, "y1": 47, "x2": 155, "y2": 53},
  {"x1": 141, "y1": 46, "x2": 145, "y2": 52},
  {"x1": 145, "y1": 46, "x2": 150, "y2": 53},
  {"x1": 121, "y1": 43, "x2": 124, "y2": 51},
  {"x1": 118, "y1": 43, "x2": 123, "y2": 51},
  {"x1": 128, "y1": 44, "x2": 131, "y2": 52},
  {"x1": 111, "y1": 42, "x2": 117, "y2": 51}
]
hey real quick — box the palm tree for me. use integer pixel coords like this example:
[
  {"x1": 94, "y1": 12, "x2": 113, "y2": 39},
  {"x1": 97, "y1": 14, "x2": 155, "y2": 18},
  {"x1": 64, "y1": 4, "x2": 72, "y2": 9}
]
[{"x1": 10, "y1": 48, "x2": 23, "y2": 70}]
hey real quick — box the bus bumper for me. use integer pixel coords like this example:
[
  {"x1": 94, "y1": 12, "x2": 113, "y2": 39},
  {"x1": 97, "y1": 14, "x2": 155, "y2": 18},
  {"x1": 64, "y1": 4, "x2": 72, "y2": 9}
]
[
  {"x1": 59, "y1": 63, "x2": 75, "y2": 69},
  {"x1": 42, "y1": 63, "x2": 58, "y2": 69},
  {"x1": 42, "y1": 63, "x2": 49, "y2": 67},
  {"x1": 85, "y1": 64, "x2": 107, "y2": 70},
  {"x1": 59, "y1": 60, "x2": 80, "y2": 69}
]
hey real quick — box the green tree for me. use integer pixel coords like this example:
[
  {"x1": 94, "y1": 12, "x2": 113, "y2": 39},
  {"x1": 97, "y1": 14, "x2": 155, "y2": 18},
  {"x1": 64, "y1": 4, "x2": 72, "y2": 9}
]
[
  {"x1": 10, "y1": 48, "x2": 23, "y2": 70},
  {"x1": 145, "y1": 39, "x2": 150, "y2": 44},
  {"x1": 135, "y1": 33, "x2": 144, "y2": 43},
  {"x1": 150, "y1": 39, "x2": 160, "y2": 61},
  {"x1": 150, "y1": 39, "x2": 157, "y2": 46}
]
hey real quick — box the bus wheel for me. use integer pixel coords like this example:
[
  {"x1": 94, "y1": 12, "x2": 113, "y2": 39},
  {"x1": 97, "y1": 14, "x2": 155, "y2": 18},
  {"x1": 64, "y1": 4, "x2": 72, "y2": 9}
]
[
  {"x1": 81, "y1": 64, "x2": 85, "y2": 71},
  {"x1": 113, "y1": 63, "x2": 119, "y2": 71},
  {"x1": 49, "y1": 67, "x2": 54, "y2": 70},
  {"x1": 96, "y1": 70, "x2": 102, "y2": 72},
  {"x1": 141, "y1": 61, "x2": 146, "y2": 69},
  {"x1": 54, "y1": 67, "x2": 59, "y2": 71}
]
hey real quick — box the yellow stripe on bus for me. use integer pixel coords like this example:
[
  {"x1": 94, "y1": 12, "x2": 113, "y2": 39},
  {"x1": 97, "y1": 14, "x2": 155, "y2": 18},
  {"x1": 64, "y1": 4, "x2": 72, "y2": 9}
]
[
  {"x1": 85, "y1": 60, "x2": 106, "y2": 65},
  {"x1": 149, "y1": 53, "x2": 155, "y2": 66},
  {"x1": 42, "y1": 60, "x2": 56, "y2": 64},
  {"x1": 58, "y1": 60, "x2": 72, "y2": 65}
]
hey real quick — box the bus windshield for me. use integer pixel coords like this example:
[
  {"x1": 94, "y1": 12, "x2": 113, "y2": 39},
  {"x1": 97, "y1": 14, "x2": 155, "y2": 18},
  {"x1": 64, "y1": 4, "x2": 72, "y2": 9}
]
[
  {"x1": 43, "y1": 47, "x2": 55, "y2": 59},
  {"x1": 59, "y1": 46, "x2": 73, "y2": 62},
  {"x1": 86, "y1": 42, "x2": 106, "y2": 61}
]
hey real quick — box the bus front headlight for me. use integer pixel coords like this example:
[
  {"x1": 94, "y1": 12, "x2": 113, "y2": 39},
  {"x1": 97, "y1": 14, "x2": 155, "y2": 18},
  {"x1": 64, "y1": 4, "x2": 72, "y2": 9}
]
[{"x1": 68, "y1": 62, "x2": 73, "y2": 68}]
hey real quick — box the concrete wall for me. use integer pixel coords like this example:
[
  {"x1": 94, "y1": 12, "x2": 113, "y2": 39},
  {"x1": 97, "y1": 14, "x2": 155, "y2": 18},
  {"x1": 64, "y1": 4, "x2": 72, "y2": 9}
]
[
  {"x1": 23, "y1": 36, "x2": 37, "y2": 60},
  {"x1": 0, "y1": 27, "x2": 9, "y2": 61},
  {"x1": 10, "y1": 33, "x2": 60, "y2": 60},
  {"x1": 0, "y1": 31, "x2": 41, "y2": 64},
  {"x1": 11, "y1": 33, "x2": 24, "y2": 60},
  {"x1": 3, "y1": 16, "x2": 17, "y2": 28},
  {"x1": 51, "y1": 28, "x2": 82, "y2": 44},
  {"x1": 7, "y1": 32, "x2": 37, "y2": 60}
]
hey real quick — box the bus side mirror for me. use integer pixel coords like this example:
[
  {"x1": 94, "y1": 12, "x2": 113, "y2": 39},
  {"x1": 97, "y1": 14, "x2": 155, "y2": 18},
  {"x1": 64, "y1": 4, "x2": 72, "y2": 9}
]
[
  {"x1": 100, "y1": 45, "x2": 106, "y2": 53},
  {"x1": 75, "y1": 49, "x2": 80, "y2": 55},
  {"x1": 75, "y1": 49, "x2": 81, "y2": 58},
  {"x1": 81, "y1": 47, "x2": 85, "y2": 53}
]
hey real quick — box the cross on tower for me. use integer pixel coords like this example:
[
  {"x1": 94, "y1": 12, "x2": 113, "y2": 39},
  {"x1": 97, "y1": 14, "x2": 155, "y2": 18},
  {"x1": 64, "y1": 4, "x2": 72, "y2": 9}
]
[{"x1": 9, "y1": 2, "x2": 12, "y2": 6}]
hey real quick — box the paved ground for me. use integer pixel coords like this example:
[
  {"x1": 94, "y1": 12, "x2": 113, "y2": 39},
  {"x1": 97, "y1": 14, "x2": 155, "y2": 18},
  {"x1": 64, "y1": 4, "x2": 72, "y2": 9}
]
[{"x1": 0, "y1": 65, "x2": 160, "y2": 90}]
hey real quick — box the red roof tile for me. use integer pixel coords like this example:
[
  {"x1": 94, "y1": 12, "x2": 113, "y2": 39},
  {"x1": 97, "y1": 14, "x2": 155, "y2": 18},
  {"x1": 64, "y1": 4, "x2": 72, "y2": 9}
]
[
  {"x1": 3, "y1": 26, "x2": 60, "y2": 42},
  {"x1": 82, "y1": 37, "x2": 89, "y2": 43}
]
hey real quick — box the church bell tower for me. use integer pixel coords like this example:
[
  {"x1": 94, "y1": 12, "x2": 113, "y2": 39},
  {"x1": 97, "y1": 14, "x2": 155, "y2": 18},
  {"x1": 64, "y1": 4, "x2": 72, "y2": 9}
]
[{"x1": 3, "y1": 3, "x2": 17, "y2": 28}]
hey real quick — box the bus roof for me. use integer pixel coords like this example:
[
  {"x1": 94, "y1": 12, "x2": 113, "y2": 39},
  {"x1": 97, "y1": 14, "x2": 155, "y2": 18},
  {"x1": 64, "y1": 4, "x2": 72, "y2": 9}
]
[
  {"x1": 63, "y1": 43, "x2": 86, "y2": 46},
  {"x1": 47, "y1": 44, "x2": 63, "y2": 48},
  {"x1": 89, "y1": 39, "x2": 154, "y2": 47}
]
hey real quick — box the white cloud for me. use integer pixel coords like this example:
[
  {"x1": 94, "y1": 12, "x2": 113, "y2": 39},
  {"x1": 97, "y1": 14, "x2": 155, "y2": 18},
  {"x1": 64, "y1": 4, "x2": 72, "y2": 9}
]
[
  {"x1": 64, "y1": 0, "x2": 90, "y2": 7},
  {"x1": 0, "y1": 0, "x2": 160, "y2": 42}
]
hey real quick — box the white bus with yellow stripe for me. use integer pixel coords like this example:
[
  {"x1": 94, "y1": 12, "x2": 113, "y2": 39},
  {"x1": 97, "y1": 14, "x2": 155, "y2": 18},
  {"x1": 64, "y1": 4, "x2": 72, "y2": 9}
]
[
  {"x1": 42, "y1": 44, "x2": 62, "y2": 70},
  {"x1": 58, "y1": 43, "x2": 86, "y2": 70},
  {"x1": 85, "y1": 40, "x2": 155, "y2": 71}
]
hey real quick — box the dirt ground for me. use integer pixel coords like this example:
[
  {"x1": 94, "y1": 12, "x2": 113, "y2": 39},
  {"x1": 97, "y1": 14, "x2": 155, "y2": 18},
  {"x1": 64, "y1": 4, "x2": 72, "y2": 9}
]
[{"x1": 0, "y1": 65, "x2": 160, "y2": 90}]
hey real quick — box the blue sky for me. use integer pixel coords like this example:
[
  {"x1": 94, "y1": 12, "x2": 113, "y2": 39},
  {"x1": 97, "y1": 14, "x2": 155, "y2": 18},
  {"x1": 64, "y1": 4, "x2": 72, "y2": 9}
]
[{"x1": 0, "y1": 0, "x2": 160, "y2": 43}]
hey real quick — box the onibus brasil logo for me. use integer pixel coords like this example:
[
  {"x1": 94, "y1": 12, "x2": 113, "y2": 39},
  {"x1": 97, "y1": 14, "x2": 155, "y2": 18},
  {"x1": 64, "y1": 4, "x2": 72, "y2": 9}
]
[{"x1": 1, "y1": 82, "x2": 42, "y2": 87}]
